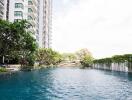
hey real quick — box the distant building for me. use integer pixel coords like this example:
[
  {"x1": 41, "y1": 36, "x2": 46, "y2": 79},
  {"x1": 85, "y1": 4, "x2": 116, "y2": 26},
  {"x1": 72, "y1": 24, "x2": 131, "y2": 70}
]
[{"x1": 5, "y1": 0, "x2": 52, "y2": 48}]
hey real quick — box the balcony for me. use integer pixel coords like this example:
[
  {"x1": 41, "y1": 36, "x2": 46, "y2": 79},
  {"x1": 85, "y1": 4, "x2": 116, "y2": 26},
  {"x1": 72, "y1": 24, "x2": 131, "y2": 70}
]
[
  {"x1": 28, "y1": 12, "x2": 36, "y2": 20},
  {"x1": 15, "y1": 0, "x2": 24, "y2": 4},
  {"x1": 28, "y1": 0, "x2": 37, "y2": 12},
  {"x1": 32, "y1": 0, "x2": 38, "y2": 6},
  {"x1": 28, "y1": 5, "x2": 37, "y2": 13},
  {"x1": 28, "y1": 19, "x2": 36, "y2": 26},
  {"x1": 0, "y1": 10, "x2": 4, "y2": 16},
  {"x1": 0, "y1": 4, "x2": 4, "y2": 10},
  {"x1": 0, "y1": 0, "x2": 4, "y2": 6}
]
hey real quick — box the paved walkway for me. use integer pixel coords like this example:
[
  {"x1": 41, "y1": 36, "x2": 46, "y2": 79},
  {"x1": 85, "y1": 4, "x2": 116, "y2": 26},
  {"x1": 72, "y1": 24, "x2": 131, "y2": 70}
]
[
  {"x1": 6, "y1": 65, "x2": 20, "y2": 71},
  {"x1": 58, "y1": 61, "x2": 81, "y2": 67}
]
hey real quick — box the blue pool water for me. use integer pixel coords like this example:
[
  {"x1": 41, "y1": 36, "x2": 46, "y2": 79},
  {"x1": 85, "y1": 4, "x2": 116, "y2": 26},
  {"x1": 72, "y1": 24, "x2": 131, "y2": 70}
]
[{"x1": 0, "y1": 67, "x2": 132, "y2": 100}]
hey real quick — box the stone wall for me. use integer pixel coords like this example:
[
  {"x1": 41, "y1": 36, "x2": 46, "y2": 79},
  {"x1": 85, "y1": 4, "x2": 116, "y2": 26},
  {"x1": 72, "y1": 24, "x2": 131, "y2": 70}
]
[{"x1": 92, "y1": 62, "x2": 132, "y2": 72}]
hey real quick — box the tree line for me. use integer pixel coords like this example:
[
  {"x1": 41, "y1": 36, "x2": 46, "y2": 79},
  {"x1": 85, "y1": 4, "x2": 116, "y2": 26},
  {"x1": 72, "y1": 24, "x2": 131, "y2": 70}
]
[
  {"x1": 0, "y1": 19, "x2": 37, "y2": 70},
  {"x1": 61, "y1": 49, "x2": 94, "y2": 68},
  {"x1": 93, "y1": 54, "x2": 132, "y2": 64},
  {"x1": 0, "y1": 19, "x2": 94, "y2": 70},
  {"x1": 0, "y1": 19, "x2": 63, "y2": 70}
]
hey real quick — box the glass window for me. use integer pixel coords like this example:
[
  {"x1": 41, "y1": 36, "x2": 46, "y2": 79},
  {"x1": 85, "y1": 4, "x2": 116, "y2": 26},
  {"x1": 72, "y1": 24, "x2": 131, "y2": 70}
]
[
  {"x1": 28, "y1": 16, "x2": 33, "y2": 20},
  {"x1": 15, "y1": 3, "x2": 24, "y2": 9},
  {"x1": 28, "y1": 1, "x2": 33, "y2": 5},
  {"x1": 14, "y1": 11, "x2": 23, "y2": 17},
  {"x1": 28, "y1": 8, "x2": 33, "y2": 13}
]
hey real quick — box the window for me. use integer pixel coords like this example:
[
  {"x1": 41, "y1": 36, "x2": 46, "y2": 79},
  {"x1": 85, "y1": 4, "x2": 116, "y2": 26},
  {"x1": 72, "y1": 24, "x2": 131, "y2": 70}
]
[
  {"x1": 28, "y1": 16, "x2": 33, "y2": 20},
  {"x1": 28, "y1": 0, "x2": 33, "y2": 5},
  {"x1": 28, "y1": 8, "x2": 33, "y2": 13},
  {"x1": 14, "y1": 19, "x2": 21, "y2": 22},
  {"x1": 14, "y1": 11, "x2": 23, "y2": 17},
  {"x1": 15, "y1": 3, "x2": 24, "y2": 9}
]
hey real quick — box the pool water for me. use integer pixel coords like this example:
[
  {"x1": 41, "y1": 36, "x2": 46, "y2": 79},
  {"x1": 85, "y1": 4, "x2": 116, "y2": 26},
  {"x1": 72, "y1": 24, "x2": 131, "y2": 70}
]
[{"x1": 0, "y1": 67, "x2": 132, "y2": 100}]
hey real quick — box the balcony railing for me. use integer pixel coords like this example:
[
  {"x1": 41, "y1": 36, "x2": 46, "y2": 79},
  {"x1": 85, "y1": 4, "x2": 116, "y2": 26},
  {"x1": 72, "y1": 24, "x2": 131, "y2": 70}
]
[
  {"x1": 0, "y1": 0, "x2": 4, "y2": 6},
  {"x1": 28, "y1": 5, "x2": 37, "y2": 13},
  {"x1": 0, "y1": 10, "x2": 4, "y2": 15},
  {"x1": 29, "y1": 0, "x2": 38, "y2": 6}
]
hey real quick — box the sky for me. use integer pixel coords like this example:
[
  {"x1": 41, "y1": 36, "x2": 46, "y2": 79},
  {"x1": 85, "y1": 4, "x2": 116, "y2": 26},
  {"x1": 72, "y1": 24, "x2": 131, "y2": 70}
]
[{"x1": 52, "y1": 0, "x2": 132, "y2": 58}]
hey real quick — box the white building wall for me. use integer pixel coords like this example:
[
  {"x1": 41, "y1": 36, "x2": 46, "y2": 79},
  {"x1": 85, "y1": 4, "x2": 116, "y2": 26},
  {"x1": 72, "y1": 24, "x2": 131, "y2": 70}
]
[
  {"x1": 5, "y1": 0, "x2": 52, "y2": 48},
  {"x1": 8, "y1": 0, "x2": 25, "y2": 22},
  {"x1": 0, "y1": 0, "x2": 7, "y2": 19},
  {"x1": 38, "y1": 0, "x2": 44, "y2": 48},
  {"x1": 3, "y1": 0, "x2": 7, "y2": 20},
  {"x1": 38, "y1": 0, "x2": 52, "y2": 48},
  {"x1": 8, "y1": 0, "x2": 38, "y2": 41}
]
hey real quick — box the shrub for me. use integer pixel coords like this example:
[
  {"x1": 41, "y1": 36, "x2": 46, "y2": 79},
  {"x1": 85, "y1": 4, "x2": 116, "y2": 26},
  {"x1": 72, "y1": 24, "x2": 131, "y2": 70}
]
[
  {"x1": 80, "y1": 55, "x2": 93, "y2": 68},
  {"x1": 93, "y1": 54, "x2": 132, "y2": 64},
  {"x1": 0, "y1": 67, "x2": 8, "y2": 72}
]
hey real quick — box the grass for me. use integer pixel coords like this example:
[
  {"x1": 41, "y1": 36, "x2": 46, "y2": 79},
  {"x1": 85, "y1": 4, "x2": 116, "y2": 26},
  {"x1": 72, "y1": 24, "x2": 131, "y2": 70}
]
[{"x1": 0, "y1": 67, "x2": 8, "y2": 72}]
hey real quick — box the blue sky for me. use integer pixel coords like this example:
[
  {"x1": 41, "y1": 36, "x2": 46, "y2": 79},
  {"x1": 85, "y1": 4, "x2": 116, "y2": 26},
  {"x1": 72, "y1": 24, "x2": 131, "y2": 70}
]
[{"x1": 52, "y1": 0, "x2": 132, "y2": 58}]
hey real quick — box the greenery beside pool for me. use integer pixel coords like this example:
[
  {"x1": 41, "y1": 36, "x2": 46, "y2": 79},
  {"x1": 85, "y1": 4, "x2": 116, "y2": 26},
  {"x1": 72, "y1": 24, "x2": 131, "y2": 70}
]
[
  {"x1": 0, "y1": 19, "x2": 132, "y2": 72},
  {"x1": 0, "y1": 67, "x2": 8, "y2": 72},
  {"x1": 93, "y1": 54, "x2": 132, "y2": 64},
  {"x1": 0, "y1": 19, "x2": 93, "y2": 71}
]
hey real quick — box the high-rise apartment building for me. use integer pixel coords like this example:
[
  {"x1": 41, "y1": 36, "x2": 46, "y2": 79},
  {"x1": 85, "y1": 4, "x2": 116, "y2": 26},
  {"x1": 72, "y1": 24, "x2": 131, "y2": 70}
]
[
  {"x1": 39, "y1": 0, "x2": 52, "y2": 48},
  {"x1": 8, "y1": 0, "x2": 39, "y2": 43},
  {"x1": 0, "y1": 0, "x2": 7, "y2": 19},
  {"x1": 6, "y1": 0, "x2": 52, "y2": 48}
]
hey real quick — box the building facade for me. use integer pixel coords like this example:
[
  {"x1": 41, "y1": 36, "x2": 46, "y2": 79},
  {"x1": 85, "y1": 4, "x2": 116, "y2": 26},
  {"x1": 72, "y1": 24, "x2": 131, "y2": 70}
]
[
  {"x1": 0, "y1": 0, "x2": 7, "y2": 19},
  {"x1": 8, "y1": 0, "x2": 39, "y2": 43},
  {"x1": 39, "y1": 0, "x2": 52, "y2": 48},
  {"x1": 6, "y1": 0, "x2": 52, "y2": 48}
]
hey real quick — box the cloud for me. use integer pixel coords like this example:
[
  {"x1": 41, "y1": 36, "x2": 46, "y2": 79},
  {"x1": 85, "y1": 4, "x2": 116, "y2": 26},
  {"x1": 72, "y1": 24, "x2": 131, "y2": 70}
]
[
  {"x1": 53, "y1": 0, "x2": 132, "y2": 58},
  {"x1": 62, "y1": 0, "x2": 70, "y2": 4}
]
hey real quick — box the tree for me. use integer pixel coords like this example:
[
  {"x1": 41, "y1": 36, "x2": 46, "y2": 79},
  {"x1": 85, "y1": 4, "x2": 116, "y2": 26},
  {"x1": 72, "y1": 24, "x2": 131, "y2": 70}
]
[
  {"x1": 13, "y1": 20, "x2": 37, "y2": 69},
  {"x1": 76, "y1": 48, "x2": 93, "y2": 68},
  {"x1": 0, "y1": 19, "x2": 37, "y2": 69},
  {"x1": 62, "y1": 53, "x2": 76, "y2": 62},
  {"x1": 0, "y1": 20, "x2": 14, "y2": 63},
  {"x1": 36, "y1": 48, "x2": 62, "y2": 66},
  {"x1": 80, "y1": 55, "x2": 94, "y2": 68},
  {"x1": 76, "y1": 48, "x2": 92, "y2": 61}
]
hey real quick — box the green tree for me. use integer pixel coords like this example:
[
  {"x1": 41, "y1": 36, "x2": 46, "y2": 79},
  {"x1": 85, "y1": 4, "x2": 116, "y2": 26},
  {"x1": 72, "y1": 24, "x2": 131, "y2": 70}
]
[
  {"x1": 62, "y1": 53, "x2": 76, "y2": 62},
  {"x1": 0, "y1": 19, "x2": 37, "y2": 70},
  {"x1": 0, "y1": 20, "x2": 14, "y2": 63},
  {"x1": 13, "y1": 20, "x2": 37, "y2": 69},
  {"x1": 36, "y1": 48, "x2": 62, "y2": 66},
  {"x1": 80, "y1": 55, "x2": 94, "y2": 68},
  {"x1": 76, "y1": 48, "x2": 92, "y2": 60},
  {"x1": 76, "y1": 48, "x2": 93, "y2": 68}
]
